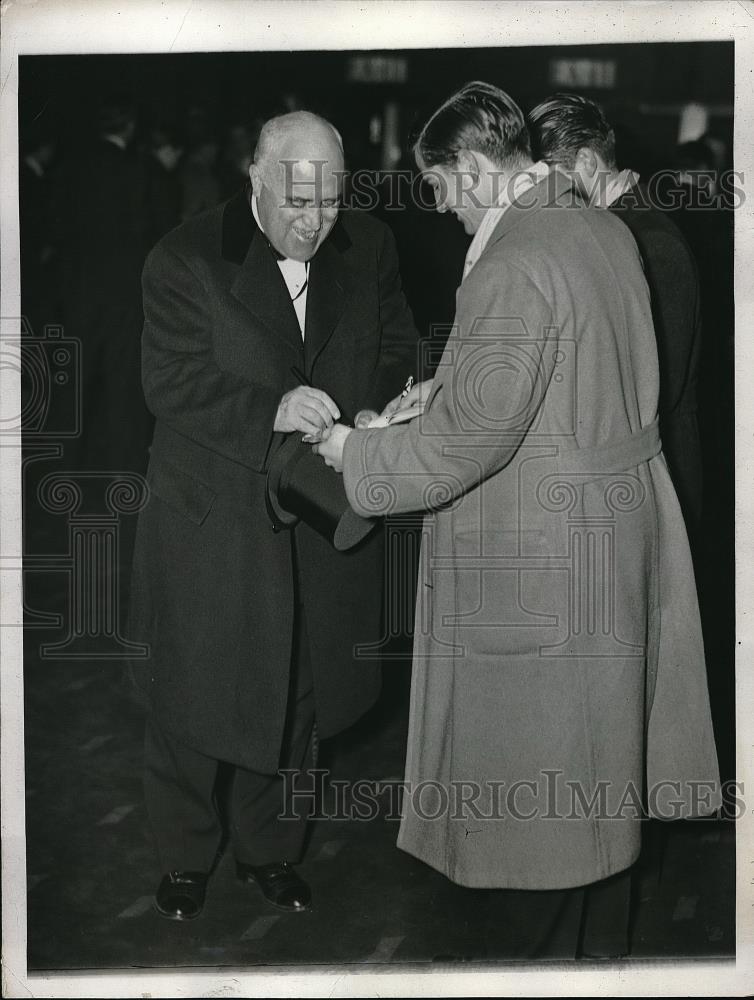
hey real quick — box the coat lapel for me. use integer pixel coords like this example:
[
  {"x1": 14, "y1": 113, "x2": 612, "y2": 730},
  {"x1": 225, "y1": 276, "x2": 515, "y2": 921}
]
[
  {"x1": 303, "y1": 218, "x2": 352, "y2": 376},
  {"x1": 221, "y1": 190, "x2": 354, "y2": 370},
  {"x1": 222, "y1": 189, "x2": 304, "y2": 357},
  {"x1": 231, "y1": 234, "x2": 304, "y2": 356}
]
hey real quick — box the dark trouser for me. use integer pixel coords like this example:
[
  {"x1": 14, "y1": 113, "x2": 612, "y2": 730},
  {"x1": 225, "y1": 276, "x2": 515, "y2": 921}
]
[
  {"x1": 484, "y1": 866, "x2": 633, "y2": 960},
  {"x1": 143, "y1": 613, "x2": 315, "y2": 873},
  {"x1": 580, "y1": 866, "x2": 633, "y2": 957}
]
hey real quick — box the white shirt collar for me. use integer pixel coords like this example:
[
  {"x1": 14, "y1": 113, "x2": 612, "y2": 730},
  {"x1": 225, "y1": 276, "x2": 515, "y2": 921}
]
[
  {"x1": 252, "y1": 194, "x2": 308, "y2": 271},
  {"x1": 463, "y1": 160, "x2": 550, "y2": 279},
  {"x1": 251, "y1": 195, "x2": 308, "y2": 337},
  {"x1": 250, "y1": 193, "x2": 266, "y2": 241},
  {"x1": 603, "y1": 169, "x2": 641, "y2": 207}
]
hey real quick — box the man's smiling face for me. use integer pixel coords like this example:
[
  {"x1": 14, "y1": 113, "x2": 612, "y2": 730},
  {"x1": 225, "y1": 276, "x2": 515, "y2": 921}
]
[{"x1": 251, "y1": 125, "x2": 344, "y2": 262}]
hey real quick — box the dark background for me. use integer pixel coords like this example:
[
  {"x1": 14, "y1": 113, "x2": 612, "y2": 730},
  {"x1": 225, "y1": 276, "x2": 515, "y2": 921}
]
[{"x1": 19, "y1": 43, "x2": 734, "y2": 165}]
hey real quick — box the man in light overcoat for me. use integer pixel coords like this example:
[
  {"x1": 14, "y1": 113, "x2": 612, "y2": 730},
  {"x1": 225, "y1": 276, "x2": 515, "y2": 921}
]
[{"x1": 316, "y1": 82, "x2": 720, "y2": 957}]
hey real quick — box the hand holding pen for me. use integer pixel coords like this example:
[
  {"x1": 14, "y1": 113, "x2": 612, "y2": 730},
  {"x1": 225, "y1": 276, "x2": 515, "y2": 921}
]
[
  {"x1": 275, "y1": 366, "x2": 340, "y2": 440},
  {"x1": 400, "y1": 375, "x2": 414, "y2": 400},
  {"x1": 379, "y1": 375, "x2": 433, "y2": 423},
  {"x1": 292, "y1": 365, "x2": 383, "y2": 439}
]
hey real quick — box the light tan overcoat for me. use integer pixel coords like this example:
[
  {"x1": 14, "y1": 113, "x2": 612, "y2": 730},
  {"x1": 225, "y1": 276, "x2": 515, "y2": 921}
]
[{"x1": 342, "y1": 171, "x2": 720, "y2": 889}]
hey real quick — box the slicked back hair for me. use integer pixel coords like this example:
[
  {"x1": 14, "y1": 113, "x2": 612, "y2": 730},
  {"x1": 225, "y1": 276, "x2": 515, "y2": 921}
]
[
  {"x1": 529, "y1": 93, "x2": 617, "y2": 170},
  {"x1": 413, "y1": 81, "x2": 532, "y2": 171}
]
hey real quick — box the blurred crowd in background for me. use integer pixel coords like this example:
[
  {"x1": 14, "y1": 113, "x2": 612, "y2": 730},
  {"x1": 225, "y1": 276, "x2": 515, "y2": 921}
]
[{"x1": 20, "y1": 94, "x2": 270, "y2": 475}]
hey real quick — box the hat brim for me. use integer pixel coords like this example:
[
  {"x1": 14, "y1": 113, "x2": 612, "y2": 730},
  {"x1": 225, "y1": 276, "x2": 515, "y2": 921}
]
[{"x1": 266, "y1": 433, "x2": 378, "y2": 552}]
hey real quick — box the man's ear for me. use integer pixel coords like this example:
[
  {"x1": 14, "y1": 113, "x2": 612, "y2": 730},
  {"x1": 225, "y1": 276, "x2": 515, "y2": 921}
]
[
  {"x1": 456, "y1": 148, "x2": 480, "y2": 178},
  {"x1": 249, "y1": 161, "x2": 263, "y2": 197},
  {"x1": 575, "y1": 146, "x2": 599, "y2": 178}
]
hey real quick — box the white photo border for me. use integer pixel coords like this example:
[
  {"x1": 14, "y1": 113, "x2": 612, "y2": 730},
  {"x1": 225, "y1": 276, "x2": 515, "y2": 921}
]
[{"x1": 1, "y1": 1, "x2": 752, "y2": 996}]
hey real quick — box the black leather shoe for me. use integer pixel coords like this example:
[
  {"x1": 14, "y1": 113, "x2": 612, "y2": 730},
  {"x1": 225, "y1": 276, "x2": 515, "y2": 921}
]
[
  {"x1": 236, "y1": 861, "x2": 311, "y2": 912},
  {"x1": 154, "y1": 870, "x2": 208, "y2": 921}
]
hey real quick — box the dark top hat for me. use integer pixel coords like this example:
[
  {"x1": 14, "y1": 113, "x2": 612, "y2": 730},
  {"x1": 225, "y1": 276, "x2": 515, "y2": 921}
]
[{"x1": 266, "y1": 432, "x2": 378, "y2": 551}]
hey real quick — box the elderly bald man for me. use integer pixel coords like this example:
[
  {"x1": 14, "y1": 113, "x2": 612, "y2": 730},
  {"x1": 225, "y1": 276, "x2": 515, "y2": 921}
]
[{"x1": 128, "y1": 111, "x2": 418, "y2": 918}]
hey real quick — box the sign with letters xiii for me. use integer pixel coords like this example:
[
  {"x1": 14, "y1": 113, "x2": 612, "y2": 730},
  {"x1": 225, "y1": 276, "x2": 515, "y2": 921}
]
[
  {"x1": 549, "y1": 58, "x2": 617, "y2": 88},
  {"x1": 347, "y1": 56, "x2": 408, "y2": 84}
]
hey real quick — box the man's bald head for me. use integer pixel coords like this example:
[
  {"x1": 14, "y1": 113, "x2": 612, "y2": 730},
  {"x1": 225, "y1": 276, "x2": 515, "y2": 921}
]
[
  {"x1": 249, "y1": 111, "x2": 345, "y2": 262},
  {"x1": 254, "y1": 111, "x2": 344, "y2": 180}
]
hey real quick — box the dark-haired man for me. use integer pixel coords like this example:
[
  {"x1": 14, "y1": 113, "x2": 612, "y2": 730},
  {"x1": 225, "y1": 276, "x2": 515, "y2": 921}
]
[{"x1": 529, "y1": 93, "x2": 703, "y2": 542}]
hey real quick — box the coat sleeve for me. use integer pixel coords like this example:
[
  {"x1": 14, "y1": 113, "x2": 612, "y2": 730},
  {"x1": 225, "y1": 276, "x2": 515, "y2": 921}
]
[
  {"x1": 342, "y1": 258, "x2": 558, "y2": 516},
  {"x1": 141, "y1": 242, "x2": 281, "y2": 471},
  {"x1": 362, "y1": 222, "x2": 421, "y2": 412}
]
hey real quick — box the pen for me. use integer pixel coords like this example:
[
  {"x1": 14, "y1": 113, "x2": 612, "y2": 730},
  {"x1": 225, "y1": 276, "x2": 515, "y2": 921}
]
[{"x1": 400, "y1": 375, "x2": 414, "y2": 399}]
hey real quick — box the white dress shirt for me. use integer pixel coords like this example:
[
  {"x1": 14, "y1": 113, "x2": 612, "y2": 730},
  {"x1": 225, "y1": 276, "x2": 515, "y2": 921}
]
[{"x1": 252, "y1": 196, "x2": 309, "y2": 337}]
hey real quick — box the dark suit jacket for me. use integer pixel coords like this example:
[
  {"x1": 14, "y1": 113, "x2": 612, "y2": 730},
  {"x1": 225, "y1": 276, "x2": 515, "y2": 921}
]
[
  {"x1": 129, "y1": 189, "x2": 419, "y2": 771},
  {"x1": 610, "y1": 183, "x2": 703, "y2": 535}
]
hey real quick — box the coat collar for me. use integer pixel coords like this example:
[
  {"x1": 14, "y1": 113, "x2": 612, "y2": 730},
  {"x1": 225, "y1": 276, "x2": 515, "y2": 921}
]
[
  {"x1": 484, "y1": 168, "x2": 581, "y2": 250},
  {"x1": 221, "y1": 187, "x2": 352, "y2": 372}
]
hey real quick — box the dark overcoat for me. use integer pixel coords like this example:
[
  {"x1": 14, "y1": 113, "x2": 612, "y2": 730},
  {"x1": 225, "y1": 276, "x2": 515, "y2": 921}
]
[
  {"x1": 610, "y1": 184, "x2": 703, "y2": 535},
  {"x1": 129, "y1": 190, "x2": 418, "y2": 772}
]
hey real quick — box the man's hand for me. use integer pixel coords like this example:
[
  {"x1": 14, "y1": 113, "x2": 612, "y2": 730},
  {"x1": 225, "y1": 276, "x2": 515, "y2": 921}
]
[
  {"x1": 354, "y1": 409, "x2": 379, "y2": 429},
  {"x1": 274, "y1": 386, "x2": 340, "y2": 437},
  {"x1": 312, "y1": 423, "x2": 352, "y2": 472},
  {"x1": 379, "y1": 378, "x2": 434, "y2": 421}
]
